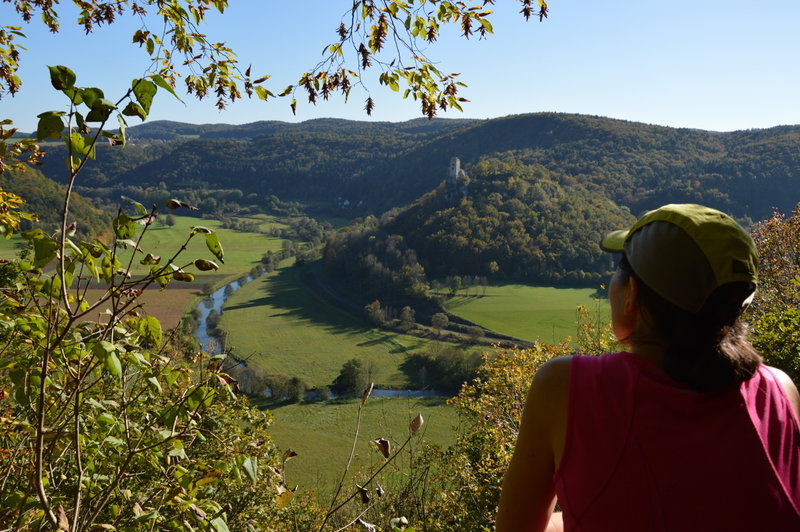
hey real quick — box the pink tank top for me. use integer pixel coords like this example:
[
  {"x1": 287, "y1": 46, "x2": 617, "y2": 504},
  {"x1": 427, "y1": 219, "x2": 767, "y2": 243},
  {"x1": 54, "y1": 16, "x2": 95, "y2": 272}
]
[{"x1": 554, "y1": 352, "x2": 800, "y2": 531}]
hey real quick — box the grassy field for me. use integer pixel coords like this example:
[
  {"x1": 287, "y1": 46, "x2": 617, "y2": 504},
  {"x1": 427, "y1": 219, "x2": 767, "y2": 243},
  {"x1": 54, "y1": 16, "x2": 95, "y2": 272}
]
[
  {"x1": 81, "y1": 284, "x2": 206, "y2": 330},
  {"x1": 220, "y1": 265, "x2": 430, "y2": 389},
  {"x1": 129, "y1": 216, "x2": 284, "y2": 281},
  {"x1": 2, "y1": 215, "x2": 286, "y2": 328},
  {"x1": 261, "y1": 396, "x2": 460, "y2": 494},
  {"x1": 444, "y1": 284, "x2": 610, "y2": 345},
  {"x1": 0, "y1": 235, "x2": 22, "y2": 261},
  {"x1": 0, "y1": 215, "x2": 283, "y2": 278}
]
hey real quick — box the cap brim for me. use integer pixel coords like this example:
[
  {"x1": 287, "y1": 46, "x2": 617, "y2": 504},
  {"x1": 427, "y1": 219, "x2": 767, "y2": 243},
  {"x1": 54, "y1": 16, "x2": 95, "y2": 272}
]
[{"x1": 600, "y1": 229, "x2": 629, "y2": 253}]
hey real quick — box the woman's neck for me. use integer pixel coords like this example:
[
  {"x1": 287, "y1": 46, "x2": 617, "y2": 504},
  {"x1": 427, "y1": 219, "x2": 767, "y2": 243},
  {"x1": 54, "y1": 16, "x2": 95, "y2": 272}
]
[{"x1": 628, "y1": 341, "x2": 667, "y2": 370}]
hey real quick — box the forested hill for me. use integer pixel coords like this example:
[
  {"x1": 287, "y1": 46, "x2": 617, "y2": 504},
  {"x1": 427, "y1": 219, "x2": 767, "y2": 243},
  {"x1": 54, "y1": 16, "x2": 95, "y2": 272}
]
[
  {"x1": 323, "y1": 157, "x2": 635, "y2": 297},
  {"x1": 34, "y1": 113, "x2": 800, "y2": 221},
  {"x1": 348, "y1": 114, "x2": 800, "y2": 220},
  {"x1": 0, "y1": 166, "x2": 111, "y2": 237}
]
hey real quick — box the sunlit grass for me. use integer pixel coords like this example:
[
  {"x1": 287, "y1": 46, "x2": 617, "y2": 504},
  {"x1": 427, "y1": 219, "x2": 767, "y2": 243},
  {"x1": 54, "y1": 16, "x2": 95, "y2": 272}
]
[
  {"x1": 260, "y1": 396, "x2": 460, "y2": 495},
  {"x1": 220, "y1": 264, "x2": 430, "y2": 389},
  {"x1": 444, "y1": 284, "x2": 610, "y2": 345}
]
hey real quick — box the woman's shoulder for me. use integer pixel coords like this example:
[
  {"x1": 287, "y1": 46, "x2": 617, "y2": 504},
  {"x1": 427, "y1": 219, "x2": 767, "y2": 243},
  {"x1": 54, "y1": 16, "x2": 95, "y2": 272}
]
[{"x1": 761, "y1": 365, "x2": 800, "y2": 421}]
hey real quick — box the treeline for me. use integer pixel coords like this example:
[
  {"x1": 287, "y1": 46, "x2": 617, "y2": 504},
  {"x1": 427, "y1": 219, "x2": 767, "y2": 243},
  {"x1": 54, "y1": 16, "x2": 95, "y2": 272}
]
[
  {"x1": 36, "y1": 118, "x2": 476, "y2": 215},
  {"x1": 32, "y1": 113, "x2": 800, "y2": 222}
]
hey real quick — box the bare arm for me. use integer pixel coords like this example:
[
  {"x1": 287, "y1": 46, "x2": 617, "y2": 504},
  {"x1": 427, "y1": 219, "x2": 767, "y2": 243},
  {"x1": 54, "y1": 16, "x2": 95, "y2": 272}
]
[
  {"x1": 768, "y1": 365, "x2": 800, "y2": 423},
  {"x1": 496, "y1": 356, "x2": 571, "y2": 532}
]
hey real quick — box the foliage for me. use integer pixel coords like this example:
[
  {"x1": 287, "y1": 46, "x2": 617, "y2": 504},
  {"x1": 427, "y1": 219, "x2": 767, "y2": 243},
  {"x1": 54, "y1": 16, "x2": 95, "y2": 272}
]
[
  {"x1": 0, "y1": 193, "x2": 311, "y2": 529},
  {"x1": 1, "y1": 0, "x2": 550, "y2": 165},
  {"x1": 0, "y1": 183, "x2": 37, "y2": 237},
  {"x1": 575, "y1": 299, "x2": 622, "y2": 355},
  {"x1": 330, "y1": 358, "x2": 370, "y2": 398},
  {"x1": 1, "y1": 165, "x2": 111, "y2": 237},
  {"x1": 747, "y1": 204, "x2": 800, "y2": 383},
  {"x1": 405, "y1": 342, "x2": 571, "y2": 530},
  {"x1": 431, "y1": 312, "x2": 449, "y2": 334},
  {"x1": 403, "y1": 344, "x2": 482, "y2": 394},
  {"x1": 0, "y1": 55, "x2": 306, "y2": 530},
  {"x1": 748, "y1": 307, "x2": 800, "y2": 385}
]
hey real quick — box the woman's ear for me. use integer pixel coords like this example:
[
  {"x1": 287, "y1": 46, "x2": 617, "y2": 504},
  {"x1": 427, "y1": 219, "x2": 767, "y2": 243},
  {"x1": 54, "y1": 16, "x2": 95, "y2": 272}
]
[{"x1": 624, "y1": 275, "x2": 639, "y2": 317}]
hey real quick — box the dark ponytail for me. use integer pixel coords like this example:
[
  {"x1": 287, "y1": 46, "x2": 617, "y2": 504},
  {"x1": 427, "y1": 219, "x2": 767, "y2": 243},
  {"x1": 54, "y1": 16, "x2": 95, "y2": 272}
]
[{"x1": 619, "y1": 255, "x2": 761, "y2": 392}]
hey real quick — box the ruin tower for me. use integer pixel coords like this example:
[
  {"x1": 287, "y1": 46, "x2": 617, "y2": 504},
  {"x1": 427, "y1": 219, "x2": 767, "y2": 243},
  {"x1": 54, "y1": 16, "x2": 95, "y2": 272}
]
[
  {"x1": 448, "y1": 157, "x2": 461, "y2": 184},
  {"x1": 444, "y1": 157, "x2": 470, "y2": 203}
]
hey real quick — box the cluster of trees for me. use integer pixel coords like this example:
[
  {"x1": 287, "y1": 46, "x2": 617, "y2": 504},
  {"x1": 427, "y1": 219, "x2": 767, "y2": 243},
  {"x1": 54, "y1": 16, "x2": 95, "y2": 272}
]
[
  {"x1": 403, "y1": 344, "x2": 483, "y2": 394},
  {"x1": 324, "y1": 215, "x2": 430, "y2": 303},
  {"x1": 746, "y1": 204, "x2": 800, "y2": 383},
  {"x1": 385, "y1": 157, "x2": 634, "y2": 283},
  {"x1": 324, "y1": 156, "x2": 635, "y2": 311}
]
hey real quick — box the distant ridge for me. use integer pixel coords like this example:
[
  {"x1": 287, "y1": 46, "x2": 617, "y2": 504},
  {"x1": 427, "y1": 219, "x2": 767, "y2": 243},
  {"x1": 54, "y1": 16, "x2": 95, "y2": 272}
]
[{"x1": 31, "y1": 112, "x2": 800, "y2": 221}]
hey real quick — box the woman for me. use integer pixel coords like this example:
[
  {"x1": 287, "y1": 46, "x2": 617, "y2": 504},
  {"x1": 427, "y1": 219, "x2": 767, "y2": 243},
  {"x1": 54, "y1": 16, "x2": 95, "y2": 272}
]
[{"x1": 496, "y1": 204, "x2": 800, "y2": 531}]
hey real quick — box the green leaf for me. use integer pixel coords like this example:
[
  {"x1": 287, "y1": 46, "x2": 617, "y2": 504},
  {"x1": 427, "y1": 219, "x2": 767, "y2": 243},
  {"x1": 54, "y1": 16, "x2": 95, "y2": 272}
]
[
  {"x1": 79, "y1": 87, "x2": 105, "y2": 108},
  {"x1": 150, "y1": 74, "x2": 184, "y2": 102},
  {"x1": 48, "y1": 65, "x2": 76, "y2": 91},
  {"x1": 85, "y1": 98, "x2": 117, "y2": 123},
  {"x1": 137, "y1": 316, "x2": 162, "y2": 346},
  {"x1": 121, "y1": 196, "x2": 148, "y2": 216},
  {"x1": 147, "y1": 376, "x2": 162, "y2": 393},
  {"x1": 132, "y1": 78, "x2": 157, "y2": 115},
  {"x1": 210, "y1": 517, "x2": 230, "y2": 532},
  {"x1": 31, "y1": 235, "x2": 58, "y2": 268},
  {"x1": 191, "y1": 226, "x2": 213, "y2": 234},
  {"x1": 151, "y1": 266, "x2": 171, "y2": 289},
  {"x1": 62, "y1": 87, "x2": 84, "y2": 105},
  {"x1": 36, "y1": 111, "x2": 65, "y2": 141},
  {"x1": 122, "y1": 101, "x2": 147, "y2": 121},
  {"x1": 205, "y1": 233, "x2": 224, "y2": 263},
  {"x1": 92, "y1": 340, "x2": 122, "y2": 379},
  {"x1": 255, "y1": 85, "x2": 270, "y2": 101},
  {"x1": 113, "y1": 214, "x2": 136, "y2": 240},
  {"x1": 69, "y1": 132, "x2": 96, "y2": 159},
  {"x1": 117, "y1": 113, "x2": 127, "y2": 144},
  {"x1": 242, "y1": 456, "x2": 258, "y2": 483},
  {"x1": 96, "y1": 413, "x2": 116, "y2": 426},
  {"x1": 105, "y1": 351, "x2": 122, "y2": 378}
]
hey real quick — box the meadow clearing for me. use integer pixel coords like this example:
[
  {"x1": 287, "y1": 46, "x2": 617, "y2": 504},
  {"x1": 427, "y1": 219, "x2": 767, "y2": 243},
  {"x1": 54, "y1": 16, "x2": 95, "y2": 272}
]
[
  {"x1": 443, "y1": 284, "x2": 610, "y2": 345},
  {"x1": 260, "y1": 395, "x2": 461, "y2": 495},
  {"x1": 220, "y1": 265, "x2": 430, "y2": 389}
]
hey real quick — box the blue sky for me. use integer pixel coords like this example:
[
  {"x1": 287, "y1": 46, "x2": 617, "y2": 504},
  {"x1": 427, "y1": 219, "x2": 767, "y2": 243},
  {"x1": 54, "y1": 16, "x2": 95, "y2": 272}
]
[{"x1": 2, "y1": 0, "x2": 799, "y2": 132}]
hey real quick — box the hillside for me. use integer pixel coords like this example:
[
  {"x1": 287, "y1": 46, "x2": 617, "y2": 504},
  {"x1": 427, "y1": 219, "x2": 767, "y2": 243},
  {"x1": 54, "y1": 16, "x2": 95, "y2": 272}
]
[
  {"x1": 0, "y1": 166, "x2": 111, "y2": 238},
  {"x1": 323, "y1": 156, "x2": 635, "y2": 308},
  {"x1": 32, "y1": 113, "x2": 800, "y2": 220}
]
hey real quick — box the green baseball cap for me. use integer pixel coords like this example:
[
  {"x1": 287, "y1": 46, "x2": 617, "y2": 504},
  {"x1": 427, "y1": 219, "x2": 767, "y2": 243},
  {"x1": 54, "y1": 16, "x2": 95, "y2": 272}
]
[{"x1": 601, "y1": 204, "x2": 758, "y2": 313}]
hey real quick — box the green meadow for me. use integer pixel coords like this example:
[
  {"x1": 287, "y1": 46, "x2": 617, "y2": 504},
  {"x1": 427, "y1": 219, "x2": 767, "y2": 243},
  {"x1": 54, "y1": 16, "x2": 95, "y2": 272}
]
[
  {"x1": 261, "y1": 396, "x2": 460, "y2": 495},
  {"x1": 444, "y1": 284, "x2": 610, "y2": 345},
  {"x1": 220, "y1": 265, "x2": 430, "y2": 389},
  {"x1": 0, "y1": 235, "x2": 22, "y2": 261},
  {"x1": 131, "y1": 216, "x2": 283, "y2": 281},
  {"x1": 235, "y1": 213, "x2": 289, "y2": 233},
  {"x1": 0, "y1": 215, "x2": 283, "y2": 283}
]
